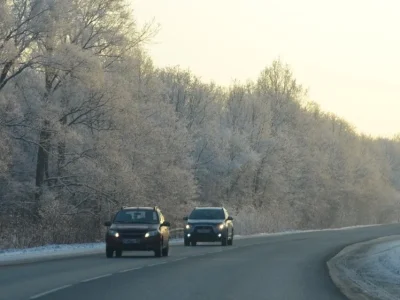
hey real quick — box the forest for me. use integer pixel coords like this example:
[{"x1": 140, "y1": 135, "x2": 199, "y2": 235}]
[{"x1": 1, "y1": 0, "x2": 400, "y2": 249}]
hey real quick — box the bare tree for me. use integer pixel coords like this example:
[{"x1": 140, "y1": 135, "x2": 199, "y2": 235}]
[{"x1": 0, "y1": 0, "x2": 48, "y2": 91}]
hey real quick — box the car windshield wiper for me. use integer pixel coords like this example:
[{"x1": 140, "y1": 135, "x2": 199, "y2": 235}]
[
  {"x1": 132, "y1": 221, "x2": 158, "y2": 224},
  {"x1": 114, "y1": 220, "x2": 134, "y2": 223},
  {"x1": 114, "y1": 220, "x2": 156, "y2": 224}
]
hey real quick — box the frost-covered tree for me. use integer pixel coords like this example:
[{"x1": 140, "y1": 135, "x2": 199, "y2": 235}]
[
  {"x1": 0, "y1": 0, "x2": 48, "y2": 91},
  {"x1": 1, "y1": 1, "x2": 400, "y2": 248}
]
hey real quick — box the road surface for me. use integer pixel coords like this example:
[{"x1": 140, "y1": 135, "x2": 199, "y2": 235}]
[{"x1": 1, "y1": 224, "x2": 400, "y2": 300}]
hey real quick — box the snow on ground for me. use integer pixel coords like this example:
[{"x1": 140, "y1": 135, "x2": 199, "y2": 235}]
[
  {"x1": 0, "y1": 224, "x2": 380, "y2": 265},
  {"x1": 0, "y1": 243, "x2": 106, "y2": 262},
  {"x1": 234, "y1": 224, "x2": 381, "y2": 239},
  {"x1": 0, "y1": 239, "x2": 183, "y2": 265},
  {"x1": 328, "y1": 235, "x2": 400, "y2": 300},
  {"x1": 346, "y1": 237, "x2": 400, "y2": 300}
]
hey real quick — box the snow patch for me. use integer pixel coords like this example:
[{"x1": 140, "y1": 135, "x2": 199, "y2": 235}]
[
  {"x1": 0, "y1": 239, "x2": 183, "y2": 265},
  {"x1": 353, "y1": 238, "x2": 400, "y2": 299},
  {"x1": 329, "y1": 235, "x2": 400, "y2": 300}
]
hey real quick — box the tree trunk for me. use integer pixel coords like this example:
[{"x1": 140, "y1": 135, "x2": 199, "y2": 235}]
[
  {"x1": 57, "y1": 116, "x2": 67, "y2": 177},
  {"x1": 253, "y1": 154, "x2": 268, "y2": 208},
  {"x1": 34, "y1": 119, "x2": 51, "y2": 215}
]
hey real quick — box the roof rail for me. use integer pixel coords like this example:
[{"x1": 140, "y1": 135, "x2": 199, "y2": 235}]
[{"x1": 153, "y1": 206, "x2": 159, "y2": 211}]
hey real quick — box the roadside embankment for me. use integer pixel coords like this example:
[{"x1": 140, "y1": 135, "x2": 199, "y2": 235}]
[{"x1": 327, "y1": 234, "x2": 400, "y2": 300}]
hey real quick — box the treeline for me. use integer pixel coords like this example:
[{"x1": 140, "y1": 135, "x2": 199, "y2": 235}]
[{"x1": 1, "y1": 0, "x2": 400, "y2": 248}]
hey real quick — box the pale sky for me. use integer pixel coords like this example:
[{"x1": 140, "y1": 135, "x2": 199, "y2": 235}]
[{"x1": 132, "y1": 0, "x2": 399, "y2": 138}]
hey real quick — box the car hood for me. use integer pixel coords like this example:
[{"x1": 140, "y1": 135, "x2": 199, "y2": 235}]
[
  {"x1": 110, "y1": 223, "x2": 159, "y2": 231},
  {"x1": 187, "y1": 219, "x2": 225, "y2": 224}
]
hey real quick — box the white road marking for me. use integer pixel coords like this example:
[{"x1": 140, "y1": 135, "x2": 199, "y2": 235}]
[
  {"x1": 30, "y1": 250, "x2": 235, "y2": 299},
  {"x1": 147, "y1": 261, "x2": 167, "y2": 267},
  {"x1": 28, "y1": 247, "x2": 244, "y2": 300},
  {"x1": 118, "y1": 267, "x2": 143, "y2": 273},
  {"x1": 30, "y1": 285, "x2": 72, "y2": 299},
  {"x1": 172, "y1": 256, "x2": 187, "y2": 261},
  {"x1": 80, "y1": 273, "x2": 112, "y2": 283}
]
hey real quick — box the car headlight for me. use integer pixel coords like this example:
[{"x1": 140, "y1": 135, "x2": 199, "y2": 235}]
[
  {"x1": 108, "y1": 230, "x2": 119, "y2": 238},
  {"x1": 144, "y1": 230, "x2": 159, "y2": 238},
  {"x1": 218, "y1": 224, "x2": 225, "y2": 230},
  {"x1": 185, "y1": 224, "x2": 191, "y2": 229}
]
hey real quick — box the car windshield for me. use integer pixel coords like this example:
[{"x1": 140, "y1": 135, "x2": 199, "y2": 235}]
[
  {"x1": 189, "y1": 209, "x2": 225, "y2": 220},
  {"x1": 114, "y1": 210, "x2": 159, "y2": 224}
]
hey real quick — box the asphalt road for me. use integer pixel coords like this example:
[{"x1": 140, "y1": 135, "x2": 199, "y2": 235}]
[{"x1": 1, "y1": 224, "x2": 400, "y2": 300}]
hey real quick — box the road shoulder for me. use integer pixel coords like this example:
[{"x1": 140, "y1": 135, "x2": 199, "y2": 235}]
[{"x1": 327, "y1": 234, "x2": 400, "y2": 300}]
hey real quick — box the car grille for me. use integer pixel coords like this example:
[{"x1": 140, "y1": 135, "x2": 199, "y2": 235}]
[
  {"x1": 118, "y1": 230, "x2": 147, "y2": 239},
  {"x1": 194, "y1": 225, "x2": 214, "y2": 232}
]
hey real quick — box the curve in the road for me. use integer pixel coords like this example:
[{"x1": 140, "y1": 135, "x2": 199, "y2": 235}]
[{"x1": 1, "y1": 224, "x2": 400, "y2": 300}]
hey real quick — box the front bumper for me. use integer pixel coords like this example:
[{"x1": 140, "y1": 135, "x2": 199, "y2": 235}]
[
  {"x1": 106, "y1": 235, "x2": 161, "y2": 251},
  {"x1": 185, "y1": 232, "x2": 225, "y2": 242},
  {"x1": 184, "y1": 226, "x2": 227, "y2": 242}
]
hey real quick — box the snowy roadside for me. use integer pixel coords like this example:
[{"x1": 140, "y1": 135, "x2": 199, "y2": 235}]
[
  {"x1": 327, "y1": 234, "x2": 400, "y2": 300},
  {"x1": 0, "y1": 224, "x2": 381, "y2": 266},
  {"x1": 0, "y1": 239, "x2": 183, "y2": 266},
  {"x1": 234, "y1": 224, "x2": 381, "y2": 239}
]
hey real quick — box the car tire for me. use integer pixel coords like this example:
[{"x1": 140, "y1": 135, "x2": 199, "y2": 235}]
[
  {"x1": 106, "y1": 248, "x2": 114, "y2": 258},
  {"x1": 184, "y1": 238, "x2": 190, "y2": 246},
  {"x1": 162, "y1": 244, "x2": 169, "y2": 257},
  {"x1": 154, "y1": 242, "x2": 163, "y2": 257},
  {"x1": 190, "y1": 240, "x2": 197, "y2": 246},
  {"x1": 228, "y1": 230, "x2": 234, "y2": 246},
  {"x1": 115, "y1": 250, "x2": 122, "y2": 258},
  {"x1": 221, "y1": 237, "x2": 228, "y2": 246}
]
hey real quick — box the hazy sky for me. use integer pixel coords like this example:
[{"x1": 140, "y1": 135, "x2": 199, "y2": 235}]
[{"x1": 132, "y1": 0, "x2": 399, "y2": 138}]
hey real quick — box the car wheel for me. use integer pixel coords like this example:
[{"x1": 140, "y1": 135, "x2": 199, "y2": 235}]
[
  {"x1": 162, "y1": 244, "x2": 169, "y2": 257},
  {"x1": 106, "y1": 248, "x2": 114, "y2": 258},
  {"x1": 221, "y1": 237, "x2": 228, "y2": 246},
  {"x1": 184, "y1": 238, "x2": 190, "y2": 246},
  {"x1": 115, "y1": 250, "x2": 122, "y2": 257},
  {"x1": 228, "y1": 230, "x2": 233, "y2": 246},
  {"x1": 154, "y1": 242, "x2": 163, "y2": 257},
  {"x1": 190, "y1": 240, "x2": 197, "y2": 246}
]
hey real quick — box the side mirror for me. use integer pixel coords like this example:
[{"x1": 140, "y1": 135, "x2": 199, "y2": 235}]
[
  {"x1": 183, "y1": 216, "x2": 188, "y2": 221},
  {"x1": 161, "y1": 221, "x2": 171, "y2": 227},
  {"x1": 227, "y1": 216, "x2": 233, "y2": 221},
  {"x1": 104, "y1": 221, "x2": 112, "y2": 227}
]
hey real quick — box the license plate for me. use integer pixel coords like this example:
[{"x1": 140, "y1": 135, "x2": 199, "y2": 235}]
[
  {"x1": 197, "y1": 229, "x2": 210, "y2": 233},
  {"x1": 123, "y1": 239, "x2": 139, "y2": 244}
]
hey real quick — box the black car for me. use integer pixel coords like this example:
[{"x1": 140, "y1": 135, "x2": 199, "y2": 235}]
[
  {"x1": 183, "y1": 207, "x2": 234, "y2": 246},
  {"x1": 104, "y1": 206, "x2": 171, "y2": 258}
]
